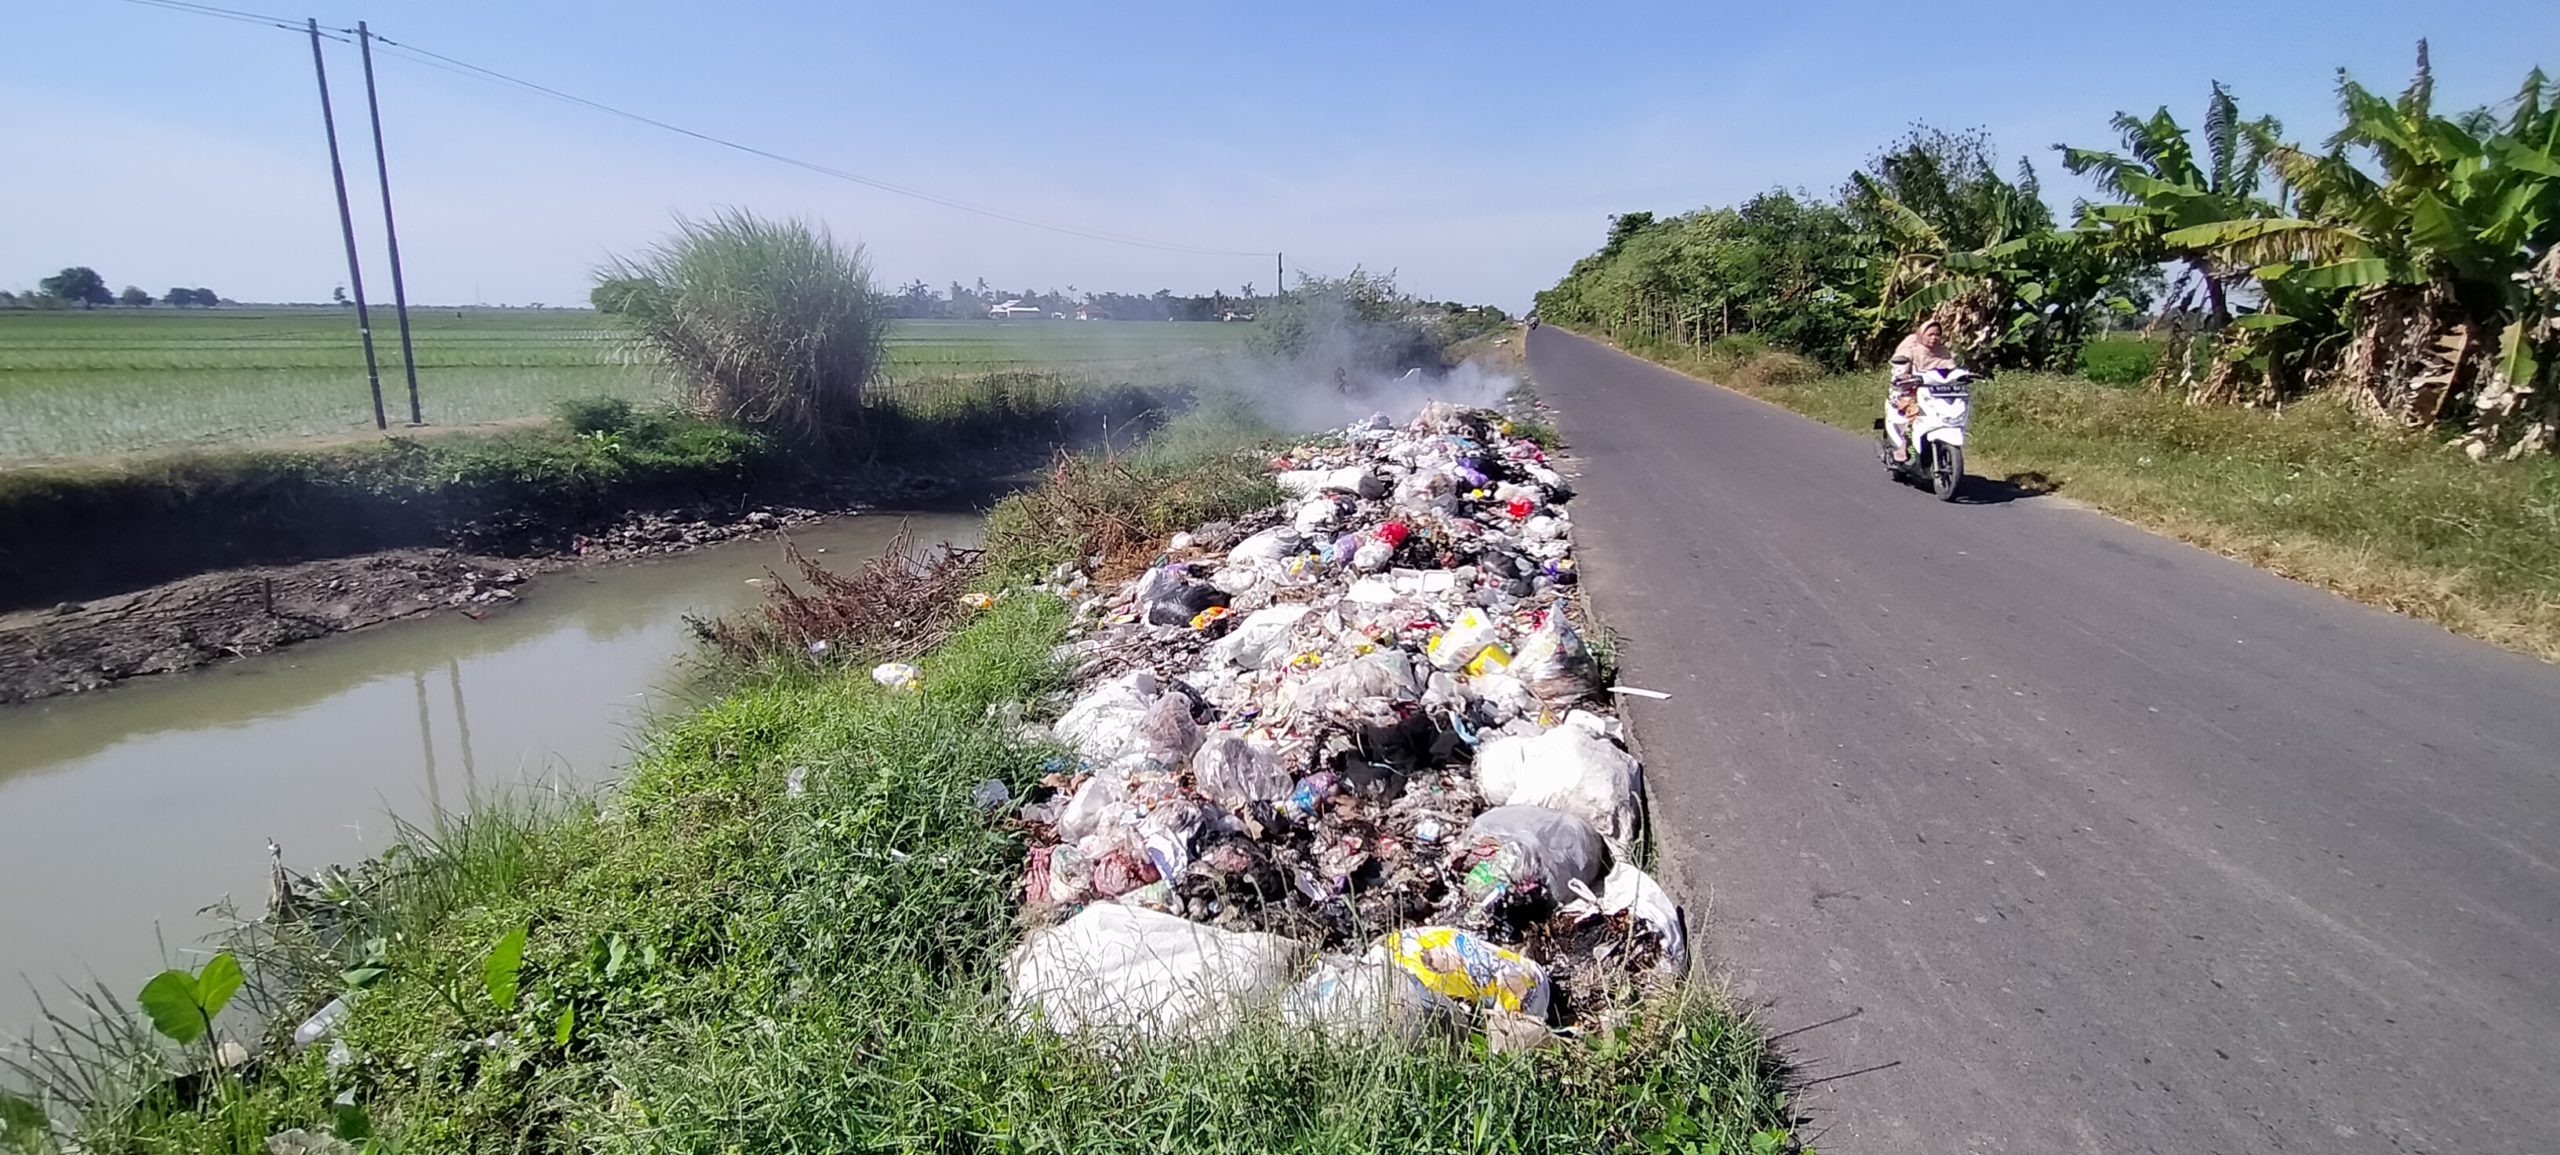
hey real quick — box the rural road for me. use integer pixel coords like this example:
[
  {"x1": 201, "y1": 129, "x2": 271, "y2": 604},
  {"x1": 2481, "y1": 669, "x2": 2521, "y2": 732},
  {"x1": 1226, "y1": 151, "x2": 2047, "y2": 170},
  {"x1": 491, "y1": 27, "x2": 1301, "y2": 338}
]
[{"x1": 1525, "y1": 329, "x2": 2560, "y2": 1154}]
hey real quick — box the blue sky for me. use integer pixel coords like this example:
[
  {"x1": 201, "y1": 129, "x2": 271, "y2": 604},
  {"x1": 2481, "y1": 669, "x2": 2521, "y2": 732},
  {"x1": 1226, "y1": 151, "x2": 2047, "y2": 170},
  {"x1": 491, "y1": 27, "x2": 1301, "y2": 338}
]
[{"x1": 4, "y1": 1, "x2": 2553, "y2": 311}]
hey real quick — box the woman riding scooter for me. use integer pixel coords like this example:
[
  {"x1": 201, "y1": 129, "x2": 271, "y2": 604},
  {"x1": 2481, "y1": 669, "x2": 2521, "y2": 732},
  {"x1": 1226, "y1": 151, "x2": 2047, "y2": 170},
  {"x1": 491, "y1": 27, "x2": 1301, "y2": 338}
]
[{"x1": 1885, "y1": 320, "x2": 1957, "y2": 463}]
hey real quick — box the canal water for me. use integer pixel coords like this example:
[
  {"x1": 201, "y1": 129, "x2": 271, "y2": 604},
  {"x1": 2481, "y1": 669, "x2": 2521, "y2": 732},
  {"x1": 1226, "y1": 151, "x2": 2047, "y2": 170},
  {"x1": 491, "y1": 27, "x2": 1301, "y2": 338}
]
[{"x1": 0, "y1": 513, "x2": 980, "y2": 1038}]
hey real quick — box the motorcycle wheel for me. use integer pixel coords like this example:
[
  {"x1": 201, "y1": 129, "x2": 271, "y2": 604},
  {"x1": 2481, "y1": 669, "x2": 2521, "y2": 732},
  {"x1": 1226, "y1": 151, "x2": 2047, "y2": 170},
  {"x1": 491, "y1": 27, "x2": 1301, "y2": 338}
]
[{"x1": 1931, "y1": 444, "x2": 1964, "y2": 501}]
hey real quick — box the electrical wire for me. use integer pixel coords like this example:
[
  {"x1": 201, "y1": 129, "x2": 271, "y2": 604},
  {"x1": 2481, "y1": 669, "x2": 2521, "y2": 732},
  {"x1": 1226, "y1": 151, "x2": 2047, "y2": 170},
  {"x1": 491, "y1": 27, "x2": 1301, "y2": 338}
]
[
  {"x1": 106, "y1": 0, "x2": 1271, "y2": 258},
  {"x1": 112, "y1": 0, "x2": 342, "y2": 39},
  {"x1": 358, "y1": 35, "x2": 1274, "y2": 258}
]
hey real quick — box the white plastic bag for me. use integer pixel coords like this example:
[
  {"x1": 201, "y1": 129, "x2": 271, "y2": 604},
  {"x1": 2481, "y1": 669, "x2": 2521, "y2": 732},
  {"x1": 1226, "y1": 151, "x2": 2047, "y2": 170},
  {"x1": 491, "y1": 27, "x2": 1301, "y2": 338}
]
[
  {"x1": 1470, "y1": 725, "x2": 1643, "y2": 854},
  {"x1": 1322, "y1": 466, "x2": 1388, "y2": 499},
  {"x1": 1428, "y1": 608, "x2": 1502, "y2": 671},
  {"x1": 1281, "y1": 947, "x2": 1460, "y2": 1038},
  {"x1": 1279, "y1": 651, "x2": 1420, "y2": 722},
  {"x1": 1206, "y1": 604, "x2": 1310, "y2": 670},
  {"x1": 1055, "y1": 671, "x2": 1162, "y2": 766},
  {"x1": 1005, "y1": 904, "x2": 1307, "y2": 1037},
  {"x1": 1461, "y1": 805, "x2": 1608, "y2": 902},
  {"x1": 1226, "y1": 527, "x2": 1301, "y2": 567},
  {"x1": 1510, "y1": 613, "x2": 1600, "y2": 705},
  {"x1": 1055, "y1": 774, "x2": 1131, "y2": 843},
  {"x1": 1274, "y1": 469, "x2": 1330, "y2": 498},
  {"x1": 1561, "y1": 862, "x2": 1688, "y2": 972},
  {"x1": 1191, "y1": 734, "x2": 1289, "y2": 808}
]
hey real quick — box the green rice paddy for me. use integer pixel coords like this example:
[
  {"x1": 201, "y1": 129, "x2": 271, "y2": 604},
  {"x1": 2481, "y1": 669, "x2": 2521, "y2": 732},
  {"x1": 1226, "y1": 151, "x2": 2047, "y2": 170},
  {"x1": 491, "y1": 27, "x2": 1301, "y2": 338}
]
[{"x1": 0, "y1": 309, "x2": 1252, "y2": 460}]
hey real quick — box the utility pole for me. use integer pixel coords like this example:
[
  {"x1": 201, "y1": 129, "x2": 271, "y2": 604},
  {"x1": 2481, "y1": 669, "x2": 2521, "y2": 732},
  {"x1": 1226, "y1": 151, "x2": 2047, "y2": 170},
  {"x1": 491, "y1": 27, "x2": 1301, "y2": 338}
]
[
  {"x1": 307, "y1": 18, "x2": 386, "y2": 430},
  {"x1": 357, "y1": 22, "x2": 422, "y2": 426},
  {"x1": 1276, "y1": 252, "x2": 1284, "y2": 298}
]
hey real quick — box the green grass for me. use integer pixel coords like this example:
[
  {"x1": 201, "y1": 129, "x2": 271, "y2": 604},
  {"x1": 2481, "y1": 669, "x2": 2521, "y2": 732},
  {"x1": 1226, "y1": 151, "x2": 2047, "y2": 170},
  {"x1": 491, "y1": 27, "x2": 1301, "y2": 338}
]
[
  {"x1": 1725, "y1": 366, "x2": 2560, "y2": 660},
  {"x1": 0, "y1": 310, "x2": 1254, "y2": 461},
  {"x1": 2076, "y1": 333, "x2": 2163, "y2": 386},
  {"x1": 3, "y1": 435, "x2": 1797, "y2": 1153}
]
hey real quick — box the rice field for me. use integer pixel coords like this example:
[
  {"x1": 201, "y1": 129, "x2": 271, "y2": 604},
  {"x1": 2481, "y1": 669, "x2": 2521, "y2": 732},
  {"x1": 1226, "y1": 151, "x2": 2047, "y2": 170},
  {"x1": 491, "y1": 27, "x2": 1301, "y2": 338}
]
[{"x1": 0, "y1": 310, "x2": 1253, "y2": 460}]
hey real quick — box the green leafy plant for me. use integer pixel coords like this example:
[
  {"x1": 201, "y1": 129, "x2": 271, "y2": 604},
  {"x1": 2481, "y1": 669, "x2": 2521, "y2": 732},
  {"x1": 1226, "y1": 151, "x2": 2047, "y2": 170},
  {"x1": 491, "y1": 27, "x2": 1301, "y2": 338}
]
[
  {"x1": 482, "y1": 925, "x2": 528, "y2": 1012},
  {"x1": 135, "y1": 952, "x2": 242, "y2": 1046}
]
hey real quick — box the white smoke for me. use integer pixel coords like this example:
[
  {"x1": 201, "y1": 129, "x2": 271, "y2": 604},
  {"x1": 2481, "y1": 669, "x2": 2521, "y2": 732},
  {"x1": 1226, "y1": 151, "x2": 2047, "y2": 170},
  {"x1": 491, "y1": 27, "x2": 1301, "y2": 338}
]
[{"x1": 1176, "y1": 291, "x2": 1519, "y2": 431}]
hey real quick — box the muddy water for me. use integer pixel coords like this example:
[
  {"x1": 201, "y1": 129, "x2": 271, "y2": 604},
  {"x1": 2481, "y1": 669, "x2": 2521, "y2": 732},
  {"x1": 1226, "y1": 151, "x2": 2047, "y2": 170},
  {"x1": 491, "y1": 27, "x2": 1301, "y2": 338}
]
[{"x1": 0, "y1": 513, "x2": 980, "y2": 1038}]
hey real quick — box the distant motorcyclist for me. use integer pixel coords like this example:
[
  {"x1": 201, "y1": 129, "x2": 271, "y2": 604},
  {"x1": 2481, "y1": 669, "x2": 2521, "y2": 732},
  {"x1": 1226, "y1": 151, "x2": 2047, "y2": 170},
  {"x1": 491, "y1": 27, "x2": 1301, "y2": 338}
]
[{"x1": 1885, "y1": 320, "x2": 1956, "y2": 463}]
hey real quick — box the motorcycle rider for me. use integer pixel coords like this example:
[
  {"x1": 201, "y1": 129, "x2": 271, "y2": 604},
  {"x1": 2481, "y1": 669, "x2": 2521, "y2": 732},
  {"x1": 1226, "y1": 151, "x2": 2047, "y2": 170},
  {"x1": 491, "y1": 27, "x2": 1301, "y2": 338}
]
[{"x1": 1886, "y1": 320, "x2": 1957, "y2": 463}]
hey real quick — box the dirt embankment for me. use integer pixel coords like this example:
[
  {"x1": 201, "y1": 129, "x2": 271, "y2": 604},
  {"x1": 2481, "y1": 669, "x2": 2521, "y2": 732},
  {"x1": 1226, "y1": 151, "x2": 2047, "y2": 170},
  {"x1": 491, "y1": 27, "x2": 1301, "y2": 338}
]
[{"x1": 0, "y1": 501, "x2": 865, "y2": 704}]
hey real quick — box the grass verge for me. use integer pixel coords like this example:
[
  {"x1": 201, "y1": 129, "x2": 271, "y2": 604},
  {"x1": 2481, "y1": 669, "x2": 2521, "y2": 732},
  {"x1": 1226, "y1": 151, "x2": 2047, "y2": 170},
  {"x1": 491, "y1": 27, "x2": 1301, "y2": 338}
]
[
  {"x1": 3, "y1": 417, "x2": 1798, "y2": 1154},
  {"x1": 1626, "y1": 337, "x2": 2560, "y2": 661}
]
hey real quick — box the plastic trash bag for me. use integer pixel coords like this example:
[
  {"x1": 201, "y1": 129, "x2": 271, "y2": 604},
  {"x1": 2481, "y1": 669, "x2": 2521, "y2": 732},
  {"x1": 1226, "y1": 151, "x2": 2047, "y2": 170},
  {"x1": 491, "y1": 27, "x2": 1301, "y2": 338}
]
[
  {"x1": 1466, "y1": 673, "x2": 1541, "y2": 725},
  {"x1": 871, "y1": 662, "x2": 920, "y2": 690},
  {"x1": 1470, "y1": 725, "x2": 1643, "y2": 854},
  {"x1": 1510, "y1": 613, "x2": 1600, "y2": 705},
  {"x1": 1428, "y1": 608, "x2": 1502, "y2": 671},
  {"x1": 1130, "y1": 691, "x2": 1204, "y2": 769},
  {"x1": 1226, "y1": 527, "x2": 1301, "y2": 567},
  {"x1": 1055, "y1": 671, "x2": 1162, "y2": 766},
  {"x1": 1005, "y1": 903, "x2": 1308, "y2": 1037},
  {"x1": 1135, "y1": 564, "x2": 1230, "y2": 627},
  {"x1": 1055, "y1": 774, "x2": 1131, "y2": 843},
  {"x1": 1379, "y1": 926, "x2": 1553, "y2": 1018},
  {"x1": 1561, "y1": 862, "x2": 1688, "y2": 972},
  {"x1": 1460, "y1": 805, "x2": 1609, "y2": 904},
  {"x1": 1192, "y1": 734, "x2": 1289, "y2": 808},
  {"x1": 1205, "y1": 604, "x2": 1310, "y2": 670},
  {"x1": 1293, "y1": 497, "x2": 1342, "y2": 535},
  {"x1": 1281, "y1": 947, "x2": 1462, "y2": 1038},
  {"x1": 1279, "y1": 651, "x2": 1421, "y2": 722}
]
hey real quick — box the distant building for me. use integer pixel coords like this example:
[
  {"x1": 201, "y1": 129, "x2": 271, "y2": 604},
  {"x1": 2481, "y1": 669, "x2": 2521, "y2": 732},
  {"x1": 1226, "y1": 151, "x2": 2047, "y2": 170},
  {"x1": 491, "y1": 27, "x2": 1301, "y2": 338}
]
[
  {"x1": 987, "y1": 299, "x2": 1043, "y2": 319},
  {"x1": 1074, "y1": 304, "x2": 1112, "y2": 321}
]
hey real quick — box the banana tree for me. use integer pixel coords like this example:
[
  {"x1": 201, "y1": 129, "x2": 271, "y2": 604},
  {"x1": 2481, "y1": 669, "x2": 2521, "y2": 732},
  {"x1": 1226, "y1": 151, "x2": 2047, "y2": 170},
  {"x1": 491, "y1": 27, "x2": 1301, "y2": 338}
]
[
  {"x1": 2166, "y1": 46, "x2": 2560, "y2": 448},
  {"x1": 1857, "y1": 176, "x2": 2132, "y2": 371},
  {"x1": 2058, "y1": 82, "x2": 2285, "y2": 325}
]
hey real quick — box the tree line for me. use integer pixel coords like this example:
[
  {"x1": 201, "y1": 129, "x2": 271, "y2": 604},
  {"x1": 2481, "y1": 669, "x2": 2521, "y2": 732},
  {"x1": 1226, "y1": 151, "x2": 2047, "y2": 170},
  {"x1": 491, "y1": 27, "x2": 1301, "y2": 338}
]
[
  {"x1": 4, "y1": 267, "x2": 221, "y2": 310},
  {"x1": 886, "y1": 280, "x2": 1261, "y2": 322},
  {"x1": 1538, "y1": 43, "x2": 2560, "y2": 458}
]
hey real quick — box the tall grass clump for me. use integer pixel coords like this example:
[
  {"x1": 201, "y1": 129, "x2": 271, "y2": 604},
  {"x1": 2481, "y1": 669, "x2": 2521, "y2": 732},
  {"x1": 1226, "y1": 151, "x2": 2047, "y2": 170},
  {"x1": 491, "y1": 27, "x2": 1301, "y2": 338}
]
[{"x1": 602, "y1": 210, "x2": 889, "y2": 446}]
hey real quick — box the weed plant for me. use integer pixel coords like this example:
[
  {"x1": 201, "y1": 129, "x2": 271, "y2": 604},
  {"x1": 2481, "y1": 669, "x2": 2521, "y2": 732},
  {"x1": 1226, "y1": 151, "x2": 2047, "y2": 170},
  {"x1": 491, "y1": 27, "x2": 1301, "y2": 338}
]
[{"x1": 602, "y1": 211, "x2": 890, "y2": 447}]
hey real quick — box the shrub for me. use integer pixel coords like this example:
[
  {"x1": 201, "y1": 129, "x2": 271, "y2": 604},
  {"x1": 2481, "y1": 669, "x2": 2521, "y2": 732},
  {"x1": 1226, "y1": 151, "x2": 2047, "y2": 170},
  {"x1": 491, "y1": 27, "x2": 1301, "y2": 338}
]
[
  {"x1": 601, "y1": 210, "x2": 889, "y2": 446},
  {"x1": 1249, "y1": 269, "x2": 1445, "y2": 373},
  {"x1": 553, "y1": 395, "x2": 636, "y2": 435}
]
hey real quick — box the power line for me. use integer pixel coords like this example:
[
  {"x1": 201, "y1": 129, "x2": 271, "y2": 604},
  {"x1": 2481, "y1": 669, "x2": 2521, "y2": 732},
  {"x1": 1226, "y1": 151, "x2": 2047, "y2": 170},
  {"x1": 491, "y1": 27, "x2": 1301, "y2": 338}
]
[
  {"x1": 359, "y1": 35, "x2": 1273, "y2": 258},
  {"x1": 107, "y1": 0, "x2": 1273, "y2": 258},
  {"x1": 113, "y1": 0, "x2": 342, "y2": 39}
]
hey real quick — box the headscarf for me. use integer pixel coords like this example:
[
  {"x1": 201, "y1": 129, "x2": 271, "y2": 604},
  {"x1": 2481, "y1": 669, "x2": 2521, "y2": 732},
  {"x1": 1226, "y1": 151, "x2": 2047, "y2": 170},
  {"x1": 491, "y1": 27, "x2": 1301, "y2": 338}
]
[{"x1": 1892, "y1": 323, "x2": 1957, "y2": 375}]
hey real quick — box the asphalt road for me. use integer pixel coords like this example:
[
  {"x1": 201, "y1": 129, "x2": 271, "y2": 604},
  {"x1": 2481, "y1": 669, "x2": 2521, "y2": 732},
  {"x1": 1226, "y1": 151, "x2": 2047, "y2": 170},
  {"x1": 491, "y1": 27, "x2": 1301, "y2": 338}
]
[{"x1": 1526, "y1": 329, "x2": 2560, "y2": 1155}]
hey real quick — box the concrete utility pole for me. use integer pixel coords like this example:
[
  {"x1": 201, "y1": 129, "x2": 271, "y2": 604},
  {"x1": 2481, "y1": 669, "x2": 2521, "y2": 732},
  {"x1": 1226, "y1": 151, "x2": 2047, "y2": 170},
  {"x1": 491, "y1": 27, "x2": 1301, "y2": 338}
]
[
  {"x1": 357, "y1": 22, "x2": 423, "y2": 426},
  {"x1": 307, "y1": 17, "x2": 386, "y2": 430},
  {"x1": 1276, "y1": 252, "x2": 1285, "y2": 298}
]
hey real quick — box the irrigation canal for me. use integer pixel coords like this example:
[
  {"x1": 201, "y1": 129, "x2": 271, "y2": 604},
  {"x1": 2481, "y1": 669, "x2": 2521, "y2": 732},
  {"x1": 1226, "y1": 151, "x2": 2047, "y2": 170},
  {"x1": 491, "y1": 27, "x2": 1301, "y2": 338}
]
[{"x1": 0, "y1": 513, "x2": 981, "y2": 1039}]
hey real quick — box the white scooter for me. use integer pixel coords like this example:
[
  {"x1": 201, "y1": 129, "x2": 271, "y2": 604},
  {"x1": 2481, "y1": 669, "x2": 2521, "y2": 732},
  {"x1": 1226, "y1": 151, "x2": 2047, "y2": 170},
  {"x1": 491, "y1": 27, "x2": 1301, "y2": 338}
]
[{"x1": 1875, "y1": 361, "x2": 1978, "y2": 501}]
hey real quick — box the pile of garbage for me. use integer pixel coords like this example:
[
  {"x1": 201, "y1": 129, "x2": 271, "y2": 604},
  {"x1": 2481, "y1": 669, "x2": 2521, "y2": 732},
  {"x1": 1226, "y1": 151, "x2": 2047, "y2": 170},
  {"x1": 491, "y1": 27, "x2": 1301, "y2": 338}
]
[{"x1": 1000, "y1": 402, "x2": 1683, "y2": 1047}]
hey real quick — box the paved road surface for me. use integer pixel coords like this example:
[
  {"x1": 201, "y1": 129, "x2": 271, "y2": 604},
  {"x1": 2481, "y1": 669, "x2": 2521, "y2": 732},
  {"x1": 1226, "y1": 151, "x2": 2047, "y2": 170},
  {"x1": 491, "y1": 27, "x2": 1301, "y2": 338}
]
[{"x1": 1527, "y1": 329, "x2": 2560, "y2": 1154}]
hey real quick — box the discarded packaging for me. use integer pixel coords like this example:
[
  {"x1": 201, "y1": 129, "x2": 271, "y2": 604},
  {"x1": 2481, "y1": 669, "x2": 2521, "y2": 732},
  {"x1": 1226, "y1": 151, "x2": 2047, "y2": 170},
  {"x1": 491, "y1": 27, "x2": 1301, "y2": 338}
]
[
  {"x1": 871, "y1": 662, "x2": 921, "y2": 690},
  {"x1": 1381, "y1": 926, "x2": 1553, "y2": 1017},
  {"x1": 1006, "y1": 903, "x2": 1307, "y2": 1036},
  {"x1": 1471, "y1": 726, "x2": 1644, "y2": 854}
]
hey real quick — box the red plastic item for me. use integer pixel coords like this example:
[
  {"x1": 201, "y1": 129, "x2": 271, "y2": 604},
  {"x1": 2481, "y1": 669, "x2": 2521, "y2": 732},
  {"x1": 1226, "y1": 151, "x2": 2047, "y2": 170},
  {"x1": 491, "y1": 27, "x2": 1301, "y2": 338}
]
[
  {"x1": 1375, "y1": 520, "x2": 1411, "y2": 546},
  {"x1": 1506, "y1": 497, "x2": 1535, "y2": 518}
]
